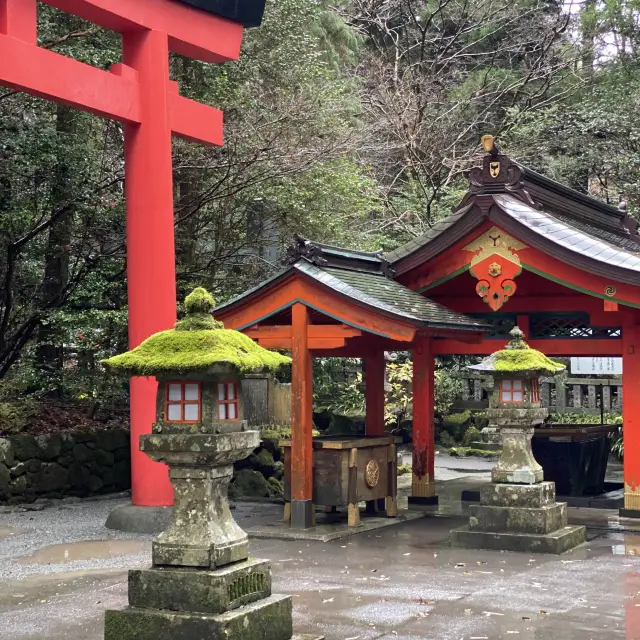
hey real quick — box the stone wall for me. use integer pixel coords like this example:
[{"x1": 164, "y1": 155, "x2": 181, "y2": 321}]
[{"x1": 0, "y1": 429, "x2": 131, "y2": 504}]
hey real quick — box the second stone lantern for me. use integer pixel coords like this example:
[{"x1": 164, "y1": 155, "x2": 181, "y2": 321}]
[
  {"x1": 451, "y1": 327, "x2": 586, "y2": 554},
  {"x1": 100, "y1": 289, "x2": 321, "y2": 639}
]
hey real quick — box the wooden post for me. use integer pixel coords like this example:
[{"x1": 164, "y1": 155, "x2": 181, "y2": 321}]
[
  {"x1": 386, "y1": 442, "x2": 398, "y2": 517},
  {"x1": 290, "y1": 303, "x2": 314, "y2": 528},
  {"x1": 409, "y1": 337, "x2": 437, "y2": 505},
  {"x1": 348, "y1": 448, "x2": 360, "y2": 527},
  {"x1": 622, "y1": 320, "x2": 640, "y2": 518},
  {"x1": 365, "y1": 351, "x2": 386, "y2": 436}
]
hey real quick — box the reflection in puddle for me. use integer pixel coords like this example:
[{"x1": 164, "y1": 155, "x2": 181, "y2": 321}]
[
  {"x1": 0, "y1": 526, "x2": 28, "y2": 540},
  {"x1": 16, "y1": 539, "x2": 149, "y2": 564}
]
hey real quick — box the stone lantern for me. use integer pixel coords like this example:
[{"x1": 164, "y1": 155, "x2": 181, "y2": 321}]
[
  {"x1": 451, "y1": 327, "x2": 586, "y2": 554},
  {"x1": 100, "y1": 288, "x2": 318, "y2": 639}
]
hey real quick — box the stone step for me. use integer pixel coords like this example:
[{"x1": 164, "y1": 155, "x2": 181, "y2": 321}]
[
  {"x1": 450, "y1": 524, "x2": 586, "y2": 554},
  {"x1": 480, "y1": 481, "x2": 556, "y2": 508},
  {"x1": 105, "y1": 593, "x2": 293, "y2": 640},
  {"x1": 469, "y1": 502, "x2": 567, "y2": 535}
]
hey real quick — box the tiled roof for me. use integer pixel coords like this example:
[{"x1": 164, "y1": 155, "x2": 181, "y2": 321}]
[
  {"x1": 215, "y1": 258, "x2": 488, "y2": 332},
  {"x1": 494, "y1": 195, "x2": 640, "y2": 271},
  {"x1": 298, "y1": 263, "x2": 487, "y2": 331}
]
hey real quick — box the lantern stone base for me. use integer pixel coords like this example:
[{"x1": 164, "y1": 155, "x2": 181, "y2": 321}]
[
  {"x1": 450, "y1": 481, "x2": 585, "y2": 554},
  {"x1": 104, "y1": 557, "x2": 318, "y2": 640},
  {"x1": 105, "y1": 593, "x2": 294, "y2": 640},
  {"x1": 450, "y1": 523, "x2": 586, "y2": 555}
]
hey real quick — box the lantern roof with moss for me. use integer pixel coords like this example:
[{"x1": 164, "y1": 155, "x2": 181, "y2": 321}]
[
  {"x1": 469, "y1": 327, "x2": 565, "y2": 376},
  {"x1": 102, "y1": 288, "x2": 291, "y2": 377}
]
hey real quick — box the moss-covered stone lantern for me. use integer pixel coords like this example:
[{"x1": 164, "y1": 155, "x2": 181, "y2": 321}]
[
  {"x1": 451, "y1": 327, "x2": 586, "y2": 554},
  {"x1": 472, "y1": 326, "x2": 563, "y2": 485},
  {"x1": 101, "y1": 288, "x2": 315, "y2": 640}
]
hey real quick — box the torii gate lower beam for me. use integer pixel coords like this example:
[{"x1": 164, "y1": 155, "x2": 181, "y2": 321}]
[{"x1": 0, "y1": 0, "x2": 245, "y2": 507}]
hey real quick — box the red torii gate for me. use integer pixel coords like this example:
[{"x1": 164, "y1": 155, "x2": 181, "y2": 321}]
[{"x1": 0, "y1": 0, "x2": 260, "y2": 507}]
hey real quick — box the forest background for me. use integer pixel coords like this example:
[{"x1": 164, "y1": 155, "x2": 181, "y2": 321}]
[{"x1": 0, "y1": 0, "x2": 637, "y2": 428}]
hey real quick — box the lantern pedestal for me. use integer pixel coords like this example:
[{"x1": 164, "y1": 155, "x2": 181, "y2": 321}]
[
  {"x1": 450, "y1": 328, "x2": 585, "y2": 554},
  {"x1": 451, "y1": 481, "x2": 585, "y2": 554}
]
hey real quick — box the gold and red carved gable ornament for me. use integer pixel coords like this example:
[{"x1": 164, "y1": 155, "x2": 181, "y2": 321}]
[{"x1": 463, "y1": 227, "x2": 527, "y2": 311}]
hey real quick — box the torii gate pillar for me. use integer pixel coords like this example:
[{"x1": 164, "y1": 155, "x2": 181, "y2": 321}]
[{"x1": 0, "y1": 0, "x2": 265, "y2": 511}]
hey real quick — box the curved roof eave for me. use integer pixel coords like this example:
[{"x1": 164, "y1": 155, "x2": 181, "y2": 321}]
[{"x1": 492, "y1": 194, "x2": 640, "y2": 287}]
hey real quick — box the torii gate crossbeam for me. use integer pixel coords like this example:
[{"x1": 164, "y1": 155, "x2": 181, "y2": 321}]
[{"x1": 0, "y1": 0, "x2": 250, "y2": 507}]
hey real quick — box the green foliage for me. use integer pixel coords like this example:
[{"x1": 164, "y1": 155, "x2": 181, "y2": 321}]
[
  {"x1": 548, "y1": 413, "x2": 622, "y2": 425},
  {"x1": 313, "y1": 358, "x2": 365, "y2": 416},
  {"x1": 463, "y1": 426, "x2": 482, "y2": 447},
  {"x1": 611, "y1": 427, "x2": 624, "y2": 460},
  {"x1": 441, "y1": 411, "x2": 472, "y2": 442},
  {"x1": 439, "y1": 431, "x2": 456, "y2": 448},
  {"x1": 449, "y1": 447, "x2": 499, "y2": 459},
  {"x1": 384, "y1": 361, "x2": 413, "y2": 428},
  {"x1": 397, "y1": 464, "x2": 412, "y2": 476}
]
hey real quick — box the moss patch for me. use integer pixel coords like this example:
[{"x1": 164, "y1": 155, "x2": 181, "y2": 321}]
[
  {"x1": 493, "y1": 349, "x2": 564, "y2": 374},
  {"x1": 102, "y1": 288, "x2": 290, "y2": 376},
  {"x1": 471, "y1": 327, "x2": 564, "y2": 375},
  {"x1": 449, "y1": 447, "x2": 499, "y2": 459}
]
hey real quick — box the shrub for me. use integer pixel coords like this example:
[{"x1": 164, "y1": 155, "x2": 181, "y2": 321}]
[
  {"x1": 397, "y1": 464, "x2": 412, "y2": 476},
  {"x1": 439, "y1": 431, "x2": 456, "y2": 448},
  {"x1": 441, "y1": 410, "x2": 471, "y2": 441},
  {"x1": 462, "y1": 426, "x2": 481, "y2": 447}
]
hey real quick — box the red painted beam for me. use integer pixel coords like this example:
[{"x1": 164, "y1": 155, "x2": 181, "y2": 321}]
[
  {"x1": 0, "y1": 0, "x2": 36, "y2": 43},
  {"x1": 0, "y1": 36, "x2": 224, "y2": 145},
  {"x1": 43, "y1": 0, "x2": 244, "y2": 63},
  {"x1": 170, "y1": 93, "x2": 223, "y2": 146},
  {"x1": 245, "y1": 325, "x2": 362, "y2": 340},
  {"x1": 0, "y1": 34, "x2": 141, "y2": 122}
]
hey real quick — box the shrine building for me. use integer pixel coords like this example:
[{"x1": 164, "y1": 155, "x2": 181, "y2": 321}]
[{"x1": 216, "y1": 137, "x2": 640, "y2": 529}]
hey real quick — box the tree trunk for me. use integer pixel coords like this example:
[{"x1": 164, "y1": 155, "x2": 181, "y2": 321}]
[{"x1": 36, "y1": 104, "x2": 76, "y2": 386}]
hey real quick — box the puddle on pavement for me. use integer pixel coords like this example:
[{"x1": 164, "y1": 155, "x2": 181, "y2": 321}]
[
  {"x1": 0, "y1": 526, "x2": 28, "y2": 541},
  {"x1": 16, "y1": 539, "x2": 149, "y2": 565}
]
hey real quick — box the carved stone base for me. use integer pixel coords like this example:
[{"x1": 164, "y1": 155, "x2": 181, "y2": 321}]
[
  {"x1": 105, "y1": 593, "x2": 293, "y2": 640},
  {"x1": 451, "y1": 481, "x2": 585, "y2": 554},
  {"x1": 450, "y1": 524, "x2": 586, "y2": 554},
  {"x1": 128, "y1": 559, "x2": 272, "y2": 615}
]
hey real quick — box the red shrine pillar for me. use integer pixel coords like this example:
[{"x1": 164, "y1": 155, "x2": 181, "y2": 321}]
[
  {"x1": 409, "y1": 337, "x2": 438, "y2": 505},
  {"x1": 290, "y1": 303, "x2": 314, "y2": 528},
  {"x1": 365, "y1": 351, "x2": 386, "y2": 437},
  {"x1": 122, "y1": 30, "x2": 177, "y2": 507},
  {"x1": 621, "y1": 318, "x2": 640, "y2": 518}
]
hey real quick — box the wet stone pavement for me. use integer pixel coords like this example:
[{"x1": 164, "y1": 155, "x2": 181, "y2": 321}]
[{"x1": 2, "y1": 462, "x2": 640, "y2": 639}]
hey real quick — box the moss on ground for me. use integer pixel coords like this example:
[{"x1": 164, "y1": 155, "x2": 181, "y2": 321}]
[{"x1": 449, "y1": 447, "x2": 499, "y2": 459}]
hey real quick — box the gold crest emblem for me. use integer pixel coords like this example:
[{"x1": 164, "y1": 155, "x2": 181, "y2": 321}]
[
  {"x1": 489, "y1": 161, "x2": 500, "y2": 178},
  {"x1": 488, "y1": 262, "x2": 502, "y2": 277},
  {"x1": 365, "y1": 460, "x2": 380, "y2": 488}
]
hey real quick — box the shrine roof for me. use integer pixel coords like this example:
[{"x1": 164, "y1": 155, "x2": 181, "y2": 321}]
[
  {"x1": 215, "y1": 237, "x2": 488, "y2": 333},
  {"x1": 386, "y1": 140, "x2": 640, "y2": 283}
]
